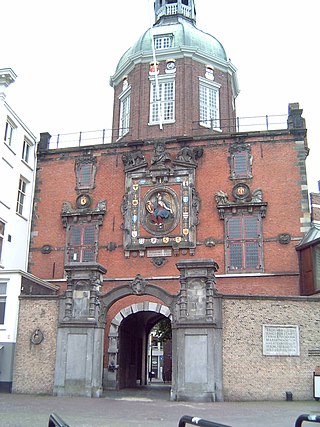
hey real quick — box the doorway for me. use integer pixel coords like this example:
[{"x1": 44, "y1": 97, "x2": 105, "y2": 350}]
[{"x1": 105, "y1": 302, "x2": 172, "y2": 391}]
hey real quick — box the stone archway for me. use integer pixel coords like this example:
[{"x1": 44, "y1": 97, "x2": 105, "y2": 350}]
[{"x1": 104, "y1": 301, "x2": 172, "y2": 390}]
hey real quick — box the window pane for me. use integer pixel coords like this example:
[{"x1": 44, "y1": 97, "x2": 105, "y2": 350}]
[
  {"x1": 69, "y1": 248, "x2": 81, "y2": 262},
  {"x1": 83, "y1": 247, "x2": 95, "y2": 262},
  {"x1": 229, "y1": 242, "x2": 243, "y2": 270},
  {"x1": 234, "y1": 152, "x2": 248, "y2": 176},
  {"x1": 245, "y1": 216, "x2": 259, "y2": 238},
  {"x1": 154, "y1": 36, "x2": 172, "y2": 50},
  {"x1": 228, "y1": 217, "x2": 242, "y2": 239},
  {"x1": 150, "y1": 80, "x2": 175, "y2": 123},
  {"x1": 226, "y1": 214, "x2": 262, "y2": 273},
  {"x1": 4, "y1": 120, "x2": 14, "y2": 145},
  {"x1": 199, "y1": 83, "x2": 219, "y2": 128},
  {"x1": 83, "y1": 225, "x2": 95, "y2": 245},
  {"x1": 67, "y1": 224, "x2": 97, "y2": 263},
  {"x1": 0, "y1": 301, "x2": 5, "y2": 324},
  {"x1": 0, "y1": 283, "x2": 7, "y2": 294},
  {"x1": 70, "y1": 226, "x2": 81, "y2": 245},
  {"x1": 16, "y1": 177, "x2": 27, "y2": 215},
  {"x1": 22, "y1": 140, "x2": 31, "y2": 162},
  {"x1": 119, "y1": 93, "x2": 130, "y2": 137},
  {"x1": 79, "y1": 164, "x2": 92, "y2": 187},
  {"x1": 0, "y1": 222, "x2": 4, "y2": 261},
  {"x1": 246, "y1": 241, "x2": 260, "y2": 268}
]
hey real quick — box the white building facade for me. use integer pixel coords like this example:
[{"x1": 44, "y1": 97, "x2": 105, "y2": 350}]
[{"x1": 0, "y1": 68, "x2": 38, "y2": 391}]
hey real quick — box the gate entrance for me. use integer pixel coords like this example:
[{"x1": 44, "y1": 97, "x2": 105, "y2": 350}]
[{"x1": 104, "y1": 302, "x2": 172, "y2": 391}]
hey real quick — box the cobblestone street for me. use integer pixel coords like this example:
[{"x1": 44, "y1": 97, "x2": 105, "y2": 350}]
[{"x1": 1, "y1": 384, "x2": 320, "y2": 427}]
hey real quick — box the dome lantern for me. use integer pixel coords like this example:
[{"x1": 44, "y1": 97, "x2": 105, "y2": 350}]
[{"x1": 154, "y1": 0, "x2": 196, "y2": 25}]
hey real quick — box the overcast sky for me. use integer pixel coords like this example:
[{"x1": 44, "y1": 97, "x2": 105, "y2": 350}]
[{"x1": 1, "y1": 0, "x2": 319, "y2": 192}]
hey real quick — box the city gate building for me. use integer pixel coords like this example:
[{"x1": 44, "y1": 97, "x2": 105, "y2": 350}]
[{"x1": 12, "y1": 0, "x2": 320, "y2": 401}]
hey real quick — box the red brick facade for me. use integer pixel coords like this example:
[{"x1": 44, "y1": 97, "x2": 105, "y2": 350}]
[{"x1": 30, "y1": 128, "x2": 308, "y2": 295}]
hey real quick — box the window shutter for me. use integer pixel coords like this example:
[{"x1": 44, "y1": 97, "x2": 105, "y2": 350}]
[
  {"x1": 245, "y1": 216, "x2": 259, "y2": 238},
  {"x1": 70, "y1": 225, "x2": 81, "y2": 245},
  {"x1": 227, "y1": 217, "x2": 241, "y2": 239},
  {"x1": 84, "y1": 224, "x2": 95, "y2": 245},
  {"x1": 79, "y1": 163, "x2": 92, "y2": 187},
  {"x1": 233, "y1": 152, "x2": 248, "y2": 177}
]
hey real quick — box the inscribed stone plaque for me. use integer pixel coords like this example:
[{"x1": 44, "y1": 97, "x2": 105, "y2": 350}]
[
  {"x1": 263, "y1": 325, "x2": 299, "y2": 356},
  {"x1": 147, "y1": 249, "x2": 172, "y2": 257},
  {"x1": 187, "y1": 279, "x2": 206, "y2": 318},
  {"x1": 185, "y1": 335, "x2": 207, "y2": 383}
]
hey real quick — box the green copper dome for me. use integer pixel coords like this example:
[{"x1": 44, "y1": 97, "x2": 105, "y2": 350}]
[{"x1": 115, "y1": 20, "x2": 228, "y2": 75}]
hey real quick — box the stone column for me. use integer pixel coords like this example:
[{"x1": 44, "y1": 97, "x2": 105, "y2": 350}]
[
  {"x1": 53, "y1": 263, "x2": 107, "y2": 397},
  {"x1": 171, "y1": 259, "x2": 223, "y2": 402}
]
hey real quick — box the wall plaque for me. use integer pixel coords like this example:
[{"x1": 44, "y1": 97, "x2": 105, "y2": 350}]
[
  {"x1": 147, "y1": 249, "x2": 172, "y2": 258},
  {"x1": 263, "y1": 325, "x2": 300, "y2": 356}
]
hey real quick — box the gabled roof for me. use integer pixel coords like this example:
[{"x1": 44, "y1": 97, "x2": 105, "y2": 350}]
[{"x1": 296, "y1": 224, "x2": 320, "y2": 250}]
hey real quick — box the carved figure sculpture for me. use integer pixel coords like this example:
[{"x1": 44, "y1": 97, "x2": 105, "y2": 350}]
[
  {"x1": 215, "y1": 190, "x2": 229, "y2": 205},
  {"x1": 146, "y1": 192, "x2": 173, "y2": 225}
]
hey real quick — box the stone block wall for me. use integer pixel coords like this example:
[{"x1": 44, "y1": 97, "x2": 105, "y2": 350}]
[
  {"x1": 12, "y1": 296, "x2": 59, "y2": 394},
  {"x1": 222, "y1": 296, "x2": 320, "y2": 401},
  {"x1": 11, "y1": 293, "x2": 320, "y2": 400}
]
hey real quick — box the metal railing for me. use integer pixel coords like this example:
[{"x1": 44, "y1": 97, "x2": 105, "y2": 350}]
[
  {"x1": 197, "y1": 114, "x2": 287, "y2": 133},
  {"x1": 46, "y1": 114, "x2": 288, "y2": 150},
  {"x1": 48, "y1": 128, "x2": 113, "y2": 150}
]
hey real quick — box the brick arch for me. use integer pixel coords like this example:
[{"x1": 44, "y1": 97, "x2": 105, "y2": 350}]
[
  {"x1": 101, "y1": 282, "x2": 176, "y2": 313},
  {"x1": 105, "y1": 300, "x2": 172, "y2": 390}
]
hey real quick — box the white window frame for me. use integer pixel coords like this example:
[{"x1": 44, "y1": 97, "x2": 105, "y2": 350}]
[
  {"x1": 16, "y1": 176, "x2": 28, "y2": 216},
  {"x1": 149, "y1": 75, "x2": 175, "y2": 125},
  {"x1": 0, "y1": 282, "x2": 7, "y2": 325},
  {"x1": 0, "y1": 220, "x2": 4, "y2": 264},
  {"x1": 4, "y1": 117, "x2": 16, "y2": 147},
  {"x1": 154, "y1": 35, "x2": 173, "y2": 50},
  {"x1": 22, "y1": 138, "x2": 32, "y2": 163},
  {"x1": 199, "y1": 77, "x2": 221, "y2": 130},
  {"x1": 118, "y1": 86, "x2": 131, "y2": 138}
]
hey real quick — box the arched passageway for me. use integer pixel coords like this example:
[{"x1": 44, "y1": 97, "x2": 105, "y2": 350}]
[{"x1": 105, "y1": 302, "x2": 172, "y2": 391}]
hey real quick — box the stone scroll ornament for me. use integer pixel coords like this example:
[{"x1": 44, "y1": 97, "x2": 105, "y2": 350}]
[{"x1": 215, "y1": 185, "x2": 267, "y2": 219}]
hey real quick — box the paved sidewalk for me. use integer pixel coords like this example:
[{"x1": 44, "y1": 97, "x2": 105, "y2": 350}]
[{"x1": 0, "y1": 384, "x2": 320, "y2": 427}]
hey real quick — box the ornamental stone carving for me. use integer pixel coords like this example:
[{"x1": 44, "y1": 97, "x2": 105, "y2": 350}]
[{"x1": 130, "y1": 274, "x2": 148, "y2": 295}]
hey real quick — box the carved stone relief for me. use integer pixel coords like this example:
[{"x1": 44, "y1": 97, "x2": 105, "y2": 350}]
[{"x1": 121, "y1": 141, "x2": 203, "y2": 257}]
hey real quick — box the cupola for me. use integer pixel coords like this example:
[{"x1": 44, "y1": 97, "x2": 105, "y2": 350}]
[
  {"x1": 110, "y1": 0, "x2": 239, "y2": 143},
  {"x1": 154, "y1": 0, "x2": 196, "y2": 25}
]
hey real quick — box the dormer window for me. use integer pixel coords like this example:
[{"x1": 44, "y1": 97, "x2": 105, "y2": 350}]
[{"x1": 154, "y1": 35, "x2": 173, "y2": 50}]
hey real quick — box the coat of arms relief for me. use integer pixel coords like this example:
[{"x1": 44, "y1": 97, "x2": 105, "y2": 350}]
[{"x1": 121, "y1": 141, "x2": 203, "y2": 258}]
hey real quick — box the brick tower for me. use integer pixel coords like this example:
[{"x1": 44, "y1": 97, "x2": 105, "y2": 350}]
[{"x1": 110, "y1": 0, "x2": 239, "y2": 143}]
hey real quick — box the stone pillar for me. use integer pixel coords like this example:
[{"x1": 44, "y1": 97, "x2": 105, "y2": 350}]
[
  {"x1": 171, "y1": 259, "x2": 223, "y2": 402},
  {"x1": 53, "y1": 263, "x2": 107, "y2": 397}
]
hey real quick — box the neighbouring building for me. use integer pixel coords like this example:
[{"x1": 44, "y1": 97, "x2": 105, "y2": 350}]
[
  {"x1": 12, "y1": 1, "x2": 320, "y2": 401},
  {"x1": 0, "y1": 68, "x2": 53, "y2": 392}
]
